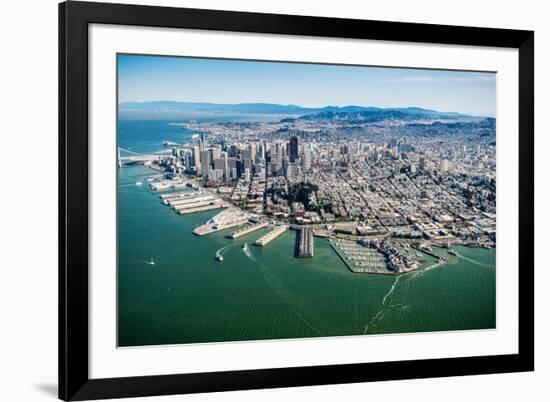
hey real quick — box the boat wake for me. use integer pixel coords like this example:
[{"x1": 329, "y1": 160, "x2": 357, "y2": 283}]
[
  {"x1": 456, "y1": 253, "x2": 493, "y2": 268},
  {"x1": 242, "y1": 244, "x2": 256, "y2": 261},
  {"x1": 408, "y1": 260, "x2": 444, "y2": 280},
  {"x1": 363, "y1": 275, "x2": 403, "y2": 334},
  {"x1": 259, "y1": 264, "x2": 323, "y2": 336},
  {"x1": 215, "y1": 245, "x2": 232, "y2": 261},
  {"x1": 136, "y1": 258, "x2": 156, "y2": 266}
]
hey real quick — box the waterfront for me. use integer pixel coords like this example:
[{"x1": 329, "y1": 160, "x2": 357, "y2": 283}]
[{"x1": 118, "y1": 161, "x2": 496, "y2": 347}]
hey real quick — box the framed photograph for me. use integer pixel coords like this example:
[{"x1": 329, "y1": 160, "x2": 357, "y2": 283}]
[{"x1": 59, "y1": 1, "x2": 534, "y2": 400}]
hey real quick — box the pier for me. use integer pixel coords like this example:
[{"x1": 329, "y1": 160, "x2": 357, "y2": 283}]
[
  {"x1": 228, "y1": 221, "x2": 269, "y2": 239},
  {"x1": 295, "y1": 227, "x2": 314, "y2": 258},
  {"x1": 254, "y1": 225, "x2": 287, "y2": 246},
  {"x1": 170, "y1": 195, "x2": 215, "y2": 208},
  {"x1": 178, "y1": 203, "x2": 226, "y2": 215},
  {"x1": 173, "y1": 200, "x2": 218, "y2": 211},
  {"x1": 160, "y1": 191, "x2": 201, "y2": 200},
  {"x1": 150, "y1": 180, "x2": 188, "y2": 191},
  {"x1": 193, "y1": 208, "x2": 250, "y2": 236}
]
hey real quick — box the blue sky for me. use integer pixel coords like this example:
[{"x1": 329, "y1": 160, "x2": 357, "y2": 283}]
[{"x1": 118, "y1": 54, "x2": 496, "y2": 117}]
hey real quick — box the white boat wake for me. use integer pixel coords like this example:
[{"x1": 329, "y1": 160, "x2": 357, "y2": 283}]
[
  {"x1": 215, "y1": 245, "x2": 232, "y2": 261},
  {"x1": 363, "y1": 274, "x2": 403, "y2": 334},
  {"x1": 455, "y1": 253, "x2": 493, "y2": 268},
  {"x1": 242, "y1": 243, "x2": 256, "y2": 261},
  {"x1": 259, "y1": 264, "x2": 323, "y2": 336},
  {"x1": 136, "y1": 258, "x2": 156, "y2": 266}
]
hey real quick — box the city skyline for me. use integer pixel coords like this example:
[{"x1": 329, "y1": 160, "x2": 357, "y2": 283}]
[{"x1": 118, "y1": 54, "x2": 497, "y2": 117}]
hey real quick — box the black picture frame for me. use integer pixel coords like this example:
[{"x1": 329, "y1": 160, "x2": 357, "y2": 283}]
[{"x1": 59, "y1": 1, "x2": 534, "y2": 400}]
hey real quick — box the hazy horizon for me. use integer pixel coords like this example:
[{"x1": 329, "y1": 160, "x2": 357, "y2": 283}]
[{"x1": 118, "y1": 54, "x2": 497, "y2": 117}]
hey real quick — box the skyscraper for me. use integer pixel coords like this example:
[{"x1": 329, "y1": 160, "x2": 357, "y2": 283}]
[
  {"x1": 200, "y1": 150, "x2": 211, "y2": 178},
  {"x1": 289, "y1": 136, "x2": 299, "y2": 162}
]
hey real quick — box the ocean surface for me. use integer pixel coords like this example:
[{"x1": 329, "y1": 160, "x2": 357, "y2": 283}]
[{"x1": 117, "y1": 119, "x2": 496, "y2": 347}]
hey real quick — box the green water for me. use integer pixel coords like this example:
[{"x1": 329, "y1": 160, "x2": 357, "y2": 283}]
[{"x1": 118, "y1": 165, "x2": 496, "y2": 347}]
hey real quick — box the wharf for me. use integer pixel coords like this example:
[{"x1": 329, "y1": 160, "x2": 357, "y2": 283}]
[
  {"x1": 254, "y1": 225, "x2": 287, "y2": 246},
  {"x1": 150, "y1": 180, "x2": 187, "y2": 191},
  {"x1": 173, "y1": 200, "x2": 218, "y2": 211},
  {"x1": 193, "y1": 208, "x2": 250, "y2": 236},
  {"x1": 411, "y1": 244, "x2": 448, "y2": 262},
  {"x1": 178, "y1": 203, "x2": 226, "y2": 215},
  {"x1": 295, "y1": 227, "x2": 314, "y2": 258},
  {"x1": 170, "y1": 195, "x2": 215, "y2": 208},
  {"x1": 227, "y1": 221, "x2": 269, "y2": 239}
]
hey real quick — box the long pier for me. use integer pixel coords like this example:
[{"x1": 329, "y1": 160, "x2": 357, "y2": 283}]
[
  {"x1": 178, "y1": 203, "x2": 226, "y2": 215},
  {"x1": 227, "y1": 221, "x2": 269, "y2": 239},
  {"x1": 170, "y1": 196, "x2": 215, "y2": 208},
  {"x1": 295, "y1": 227, "x2": 314, "y2": 258},
  {"x1": 193, "y1": 208, "x2": 250, "y2": 236},
  {"x1": 254, "y1": 225, "x2": 287, "y2": 246}
]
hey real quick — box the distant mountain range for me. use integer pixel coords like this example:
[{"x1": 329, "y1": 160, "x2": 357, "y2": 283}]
[
  {"x1": 119, "y1": 101, "x2": 385, "y2": 115},
  {"x1": 119, "y1": 101, "x2": 493, "y2": 125}
]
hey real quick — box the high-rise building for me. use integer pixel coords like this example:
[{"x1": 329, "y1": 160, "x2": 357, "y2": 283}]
[
  {"x1": 302, "y1": 147, "x2": 312, "y2": 171},
  {"x1": 199, "y1": 150, "x2": 211, "y2": 178},
  {"x1": 439, "y1": 159, "x2": 448, "y2": 173},
  {"x1": 192, "y1": 146, "x2": 201, "y2": 169},
  {"x1": 250, "y1": 142, "x2": 256, "y2": 163},
  {"x1": 199, "y1": 133, "x2": 207, "y2": 151},
  {"x1": 419, "y1": 156, "x2": 426, "y2": 171},
  {"x1": 289, "y1": 136, "x2": 299, "y2": 162}
]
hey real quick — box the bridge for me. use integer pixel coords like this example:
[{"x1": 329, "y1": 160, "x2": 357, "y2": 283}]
[{"x1": 117, "y1": 147, "x2": 160, "y2": 167}]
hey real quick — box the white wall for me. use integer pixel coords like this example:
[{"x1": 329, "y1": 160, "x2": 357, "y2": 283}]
[{"x1": 0, "y1": 0, "x2": 546, "y2": 401}]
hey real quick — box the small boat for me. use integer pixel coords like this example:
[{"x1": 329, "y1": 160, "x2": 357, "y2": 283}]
[
  {"x1": 135, "y1": 181, "x2": 143, "y2": 186},
  {"x1": 215, "y1": 254, "x2": 224, "y2": 262},
  {"x1": 148, "y1": 258, "x2": 156, "y2": 265},
  {"x1": 242, "y1": 242, "x2": 249, "y2": 251},
  {"x1": 448, "y1": 249, "x2": 458, "y2": 256}
]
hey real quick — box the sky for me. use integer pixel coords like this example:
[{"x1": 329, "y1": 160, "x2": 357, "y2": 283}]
[{"x1": 118, "y1": 54, "x2": 497, "y2": 117}]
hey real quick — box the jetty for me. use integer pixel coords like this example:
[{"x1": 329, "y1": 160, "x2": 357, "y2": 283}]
[
  {"x1": 160, "y1": 190, "x2": 202, "y2": 200},
  {"x1": 170, "y1": 196, "x2": 215, "y2": 208},
  {"x1": 254, "y1": 225, "x2": 287, "y2": 246},
  {"x1": 178, "y1": 203, "x2": 226, "y2": 215},
  {"x1": 193, "y1": 208, "x2": 249, "y2": 236},
  {"x1": 228, "y1": 221, "x2": 269, "y2": 239},
  {"x1": 295, "y1": 227, "x2": 314, "y2": 258},
  {"x1": 150, "y1": 180, "x2": 188, "y2": 191}
]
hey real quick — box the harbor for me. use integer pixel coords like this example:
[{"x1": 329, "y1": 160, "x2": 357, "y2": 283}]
[
  {"x1": 330, "y1": 239, "x2": 393, "y2": 275},
  {"x1": 117, "y1": 127, "x2": 496, "y2": 347}
]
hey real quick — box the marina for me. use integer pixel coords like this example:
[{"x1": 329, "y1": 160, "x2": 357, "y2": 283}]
[{"x1": 330, "y1": 239, "x2": 392, "y2": 275}]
